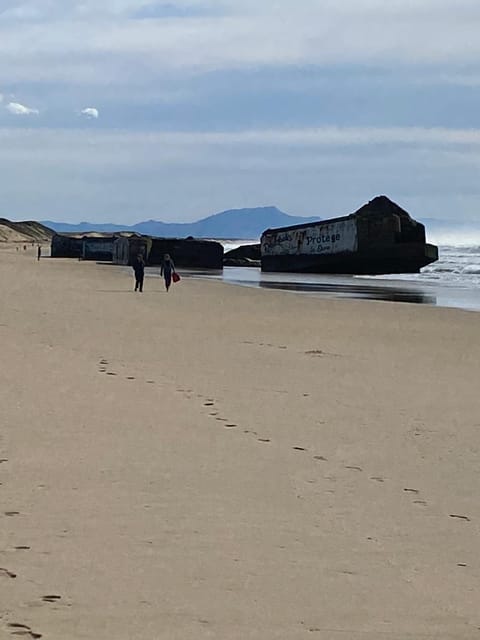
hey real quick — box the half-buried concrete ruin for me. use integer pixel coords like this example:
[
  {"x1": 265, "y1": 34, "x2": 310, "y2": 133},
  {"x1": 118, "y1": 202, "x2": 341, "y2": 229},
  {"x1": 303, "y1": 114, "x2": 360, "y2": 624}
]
[
  {"x1": 261, "y1": 196, "x2": 438, "y2": 275},
  {"x1": 52, "y1": 232, "x2": 224, "y2": 269}
]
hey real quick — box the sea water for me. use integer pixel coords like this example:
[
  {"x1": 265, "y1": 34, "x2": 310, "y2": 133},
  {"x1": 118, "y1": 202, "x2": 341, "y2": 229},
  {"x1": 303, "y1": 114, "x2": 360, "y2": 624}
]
[{"x1": 189, "y1": 242, "x2": 480, "y2": 312}]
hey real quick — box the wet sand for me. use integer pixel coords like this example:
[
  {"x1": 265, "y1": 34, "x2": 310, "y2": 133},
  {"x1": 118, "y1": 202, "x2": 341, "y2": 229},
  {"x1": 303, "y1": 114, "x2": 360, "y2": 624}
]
[
  {"x1": 1, "y1": 246, "x2": 480, "y2": 639},
  {"x1": 185, "y1": 266, "x2": 480, "y2": 312}
]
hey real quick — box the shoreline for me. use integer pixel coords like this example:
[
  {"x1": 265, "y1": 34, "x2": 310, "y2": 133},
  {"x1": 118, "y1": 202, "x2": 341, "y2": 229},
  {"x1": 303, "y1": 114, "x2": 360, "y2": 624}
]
[{"x1": 143, "y1": 264, "x2": 480, "y2": 313}]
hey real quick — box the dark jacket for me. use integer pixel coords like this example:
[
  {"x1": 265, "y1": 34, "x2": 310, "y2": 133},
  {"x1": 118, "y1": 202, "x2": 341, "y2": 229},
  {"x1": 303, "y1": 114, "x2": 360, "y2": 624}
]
[
  {"x1": 160, "y1": 258, "x2": 175, "y2": 275},
  {"x1": 133, "y1": 256, "x2": 145, "y2": 276}
]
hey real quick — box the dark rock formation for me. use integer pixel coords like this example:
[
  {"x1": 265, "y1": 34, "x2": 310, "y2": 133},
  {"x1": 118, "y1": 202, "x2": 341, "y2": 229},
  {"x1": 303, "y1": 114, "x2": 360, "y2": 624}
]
[{"x1": 224, "y1": 244, "x2": 261, "y2": 267}]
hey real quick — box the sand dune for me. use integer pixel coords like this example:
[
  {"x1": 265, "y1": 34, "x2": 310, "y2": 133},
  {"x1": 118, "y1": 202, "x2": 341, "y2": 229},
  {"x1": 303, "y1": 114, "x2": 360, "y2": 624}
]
[
  {"x1": 0, "y1": 219, "x2": 53, "y2": 244},
  {"x1": 1, "y1": 249, "x2": 479, "y2": 639}
]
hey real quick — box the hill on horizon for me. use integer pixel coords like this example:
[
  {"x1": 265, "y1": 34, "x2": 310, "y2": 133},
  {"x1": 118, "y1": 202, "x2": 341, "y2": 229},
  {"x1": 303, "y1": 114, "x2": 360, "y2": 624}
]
[{"x1": 41, "y1": 206, "x2": 321, "y2": 240}]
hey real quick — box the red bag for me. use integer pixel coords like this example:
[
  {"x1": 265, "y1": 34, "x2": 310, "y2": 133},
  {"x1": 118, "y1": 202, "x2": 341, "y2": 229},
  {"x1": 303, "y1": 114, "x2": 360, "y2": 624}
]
[{"x1": 172, "y1": 272, "x2": 181, "y2": 283}]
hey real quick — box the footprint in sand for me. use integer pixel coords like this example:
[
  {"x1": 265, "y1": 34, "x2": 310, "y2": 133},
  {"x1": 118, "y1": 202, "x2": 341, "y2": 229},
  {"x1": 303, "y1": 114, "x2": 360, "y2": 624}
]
[
  {"x1": 146, "y1": 380, "x2": 155, "y2": 384},
  {"x1": 0, "y1": 567, "x2": 17, "y2": 578},
  {"x1": 8, "y1": 624, "x2": 31, "y2": 630},
  {"x1": 404, "y1": 488, "x2": 419, "y2": 494},
  {"x1": 0, "y1": 459, "x2": 8, "y2": 464},
  {"x1": 345, "y1": 466, "x2": 363, "y2": 472},
  {"x1": 413, "y1": 500, "x2": 427, "y2": 506},
  {"x1": 7, "y1": 623, "x2": 42, "y2": 638},
  {"x1": 126, "y1": 376, "x2": 135, "y2": 380},
  {"x1": 14, "y1": 546, "x2": 31, "y2": 551},
  {"x1": 204, "y1": 402, "x2": 215, "y2": 407},
  {"x1": 42, "y1": 595, "x2": 61, "y2": 603},
  {"x1": 370, "y1": 476, "x2": 385, "y2": 483},
  {"x1": 215, "y1": 417, "x2": 228, "y2": 422},
  {"x1": 4, "y1": 511, "x2": 20, "y2": 517},
  {"x1": 313, "y1": 456, "x2": 328, "y2": 462},
  {"x1": 106, "y1": 372, "x2": 117, "y2": 376},
  {"x1": 293, "y1": 447, "x2": 307, "y2": 451},
  {"x1": 258, "y1": 438, "x2": 271, "y2": 443},
  {"x1": 224, "y1": 424, "x2": 237, "y2": 429},
  {"x1": 450, "y1": 514, "x2": 471, "y2": 522}
]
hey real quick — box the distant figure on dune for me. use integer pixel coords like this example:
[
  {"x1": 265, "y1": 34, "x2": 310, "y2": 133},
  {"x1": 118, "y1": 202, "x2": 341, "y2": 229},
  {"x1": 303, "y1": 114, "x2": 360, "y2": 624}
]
[
  {"x1": 160, "y1": 253, "x2": 176, "y2": 292},
  {"x1": 133, "y1": 253, "x2": 145, "y2": 292},
  {"x1": 37, "y1": 245, "x2": 41, "y2": 261}
]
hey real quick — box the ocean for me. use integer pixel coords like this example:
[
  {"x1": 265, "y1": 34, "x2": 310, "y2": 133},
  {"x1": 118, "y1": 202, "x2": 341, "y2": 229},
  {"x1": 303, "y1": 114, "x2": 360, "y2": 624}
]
[{"x1": 189, "y1": 242, "x2": 480, "y2": 312}]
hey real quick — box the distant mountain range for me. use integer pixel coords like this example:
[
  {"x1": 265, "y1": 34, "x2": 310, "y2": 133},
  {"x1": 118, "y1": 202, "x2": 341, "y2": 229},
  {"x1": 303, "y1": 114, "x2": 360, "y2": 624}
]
[
  {"x1": 28, "y1": 204, "x2": 480, "y2": 245},
  {"x1": 41, "y1": 206, "x2": 320, "y2": 240}
]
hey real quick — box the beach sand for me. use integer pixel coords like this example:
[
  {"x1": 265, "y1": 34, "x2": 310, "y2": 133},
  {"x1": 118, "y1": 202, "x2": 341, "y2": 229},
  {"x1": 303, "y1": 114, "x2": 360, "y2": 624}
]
[{"x1": 1, "y1": 246, "x2": 479, "y2": 639}]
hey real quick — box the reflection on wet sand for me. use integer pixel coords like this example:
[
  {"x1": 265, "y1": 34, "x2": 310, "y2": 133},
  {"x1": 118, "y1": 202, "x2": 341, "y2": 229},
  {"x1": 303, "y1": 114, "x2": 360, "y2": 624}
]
[
  {"x1": 181, "y1": 267, "x2": 437, "y2": 306},
  {"x1": 255, "y1": 280, "x2": 436, "y2": 305}
]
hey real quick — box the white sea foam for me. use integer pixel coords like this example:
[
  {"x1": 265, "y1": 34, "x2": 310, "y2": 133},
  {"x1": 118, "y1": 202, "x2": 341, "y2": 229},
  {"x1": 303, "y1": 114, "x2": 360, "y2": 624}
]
[{"x1": 218, "y1": 239, "x2": 258, "y2": 254}]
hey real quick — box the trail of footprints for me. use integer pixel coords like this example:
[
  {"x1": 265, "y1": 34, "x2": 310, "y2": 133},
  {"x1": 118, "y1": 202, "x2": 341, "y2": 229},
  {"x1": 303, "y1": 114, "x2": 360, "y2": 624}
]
[
  {"x1": 0, "y1": 357, "x2": 472, "y2": 636},
  {"x1": 242, "y1": 342, "x2": 341, "y2": 359},
  {"x1": 196, "y1": 393, "x2": 473, "y2": 538},
  {"x1": 95, "y1": 357, "x2": 472, "y2": 562},
  {"x1": 97, "y1": 358, "x2": 160, "y2": 386},
  {"x1": 1, "y1": 456, "x2": 65, "y2": 638}
]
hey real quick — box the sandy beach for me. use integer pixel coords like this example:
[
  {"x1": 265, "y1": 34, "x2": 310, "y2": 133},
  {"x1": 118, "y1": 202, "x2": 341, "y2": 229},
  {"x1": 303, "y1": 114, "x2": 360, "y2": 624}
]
[{"x1": 1, "y1": 245, "x2": 480, "y2": 639}]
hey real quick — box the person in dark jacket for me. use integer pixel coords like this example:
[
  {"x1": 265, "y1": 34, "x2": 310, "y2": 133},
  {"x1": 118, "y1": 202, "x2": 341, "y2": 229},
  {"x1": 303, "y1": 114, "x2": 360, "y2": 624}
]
[
  {"x1": 133, "y1": 253, "x2": 145, "y2": 292},
  {"x1": 160, "y1": 253, "x2": 175, "y2": 291}
]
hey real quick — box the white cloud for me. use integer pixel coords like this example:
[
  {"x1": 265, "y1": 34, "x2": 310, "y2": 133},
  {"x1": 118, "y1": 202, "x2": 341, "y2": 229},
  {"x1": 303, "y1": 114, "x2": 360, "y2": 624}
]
[
  {"x1": 2, "y1": 125, "x2": 480, "y2": 222},
  {"x1": 1, "y1": 0, "x2": 480, "y2": 83},
  {"x1": 5, "y1": 101, "x2": 39, "y2": 115},
  {"x1": 80, "y1": 107, "x2": 99, "y2": 119}
]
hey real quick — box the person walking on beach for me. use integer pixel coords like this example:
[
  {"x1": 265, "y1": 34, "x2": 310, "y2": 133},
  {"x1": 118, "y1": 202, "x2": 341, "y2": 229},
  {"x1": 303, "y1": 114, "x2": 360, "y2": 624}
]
[
  {"x1": 133, "y1": 253, "x2": 145, "y2": 292},
  {"x1": 160, "y1": 253, "x2": 176, "y2": 292},
  {"x1": 37, "y1": 245, "x2": 41, "y2": 261}
]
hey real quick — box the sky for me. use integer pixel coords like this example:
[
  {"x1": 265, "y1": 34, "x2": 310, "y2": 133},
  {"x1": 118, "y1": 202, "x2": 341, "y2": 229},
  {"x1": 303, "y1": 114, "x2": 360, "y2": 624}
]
[{"x1": 1, "y1": 0, "x2": 480, "y2": 224}]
